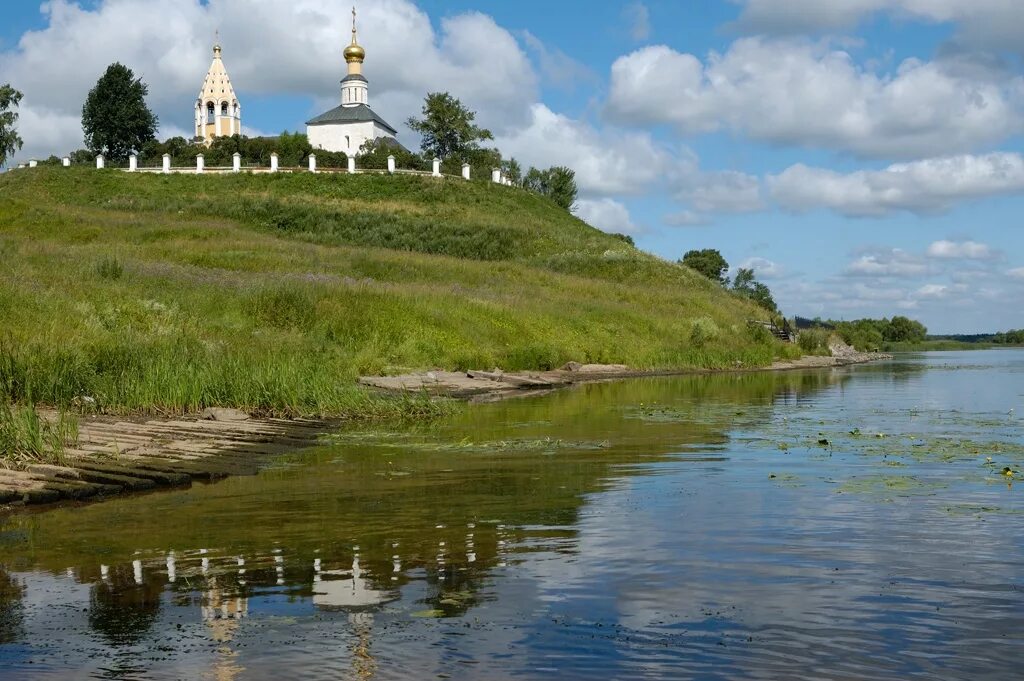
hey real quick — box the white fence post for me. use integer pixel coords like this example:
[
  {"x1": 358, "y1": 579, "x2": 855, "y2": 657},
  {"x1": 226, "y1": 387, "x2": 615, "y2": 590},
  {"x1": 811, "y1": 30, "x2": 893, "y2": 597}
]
[
  {"x1": 232, "y1": 152, "x2": 241, "y2": 173},
  {"x1": 162, "y1": 154, "x2": 171, "y2": 174},
  {"x1": 128, "y1": 154, "x2": 137, "y2": 172},
  {"x1": 432, "y1": 157, "x2": 441, "y2": 177},
  {"x1": 270, "y1": 152, "x2": 279, "y2": 173},
  {"x1": 491, "y1": 167, "x2": 500, "y2": 183},
  {"x1": 96, "y1": 154, "x2": 105, "y2": 169},
  {"x1": 462, "y1": 163, "x2": 470, "y2": 180},
  {"x1": 308, "y1": 154, "x2": 317, "y2": 173},
  {"x1": 62, "y1": 157, "x2": 70, "y2": 167},
  {"x1": 347, "y1": 156, "x2": 356, "y2": 174},
  {"x1": 387, "y1": 155, "x2": 395, "y2": 174},
  {"x1": 196, "y1": 154, "x2": 204, "y2": 174}
]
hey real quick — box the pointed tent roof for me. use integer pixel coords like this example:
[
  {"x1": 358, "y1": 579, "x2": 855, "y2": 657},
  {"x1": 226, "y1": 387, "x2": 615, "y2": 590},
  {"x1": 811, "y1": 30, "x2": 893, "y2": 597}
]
[{"x1": 198, "y1": 41, "x2": 238, "y2": 104}]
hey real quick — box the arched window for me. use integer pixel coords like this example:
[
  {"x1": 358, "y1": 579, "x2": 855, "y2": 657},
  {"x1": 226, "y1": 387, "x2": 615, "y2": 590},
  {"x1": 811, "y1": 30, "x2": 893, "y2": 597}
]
[
  {"x1": 206, "y1": 102, "x2": 215, "y2": 124},
  {"x1": 221, "y1": 102, "x2": 228, "y2": 116},
  {"x1": 232, "y1": 102, "x2": 238, "y2": 117},
  {"x1": 345, "y1": 135, "x2": 350, "y2": 150}
]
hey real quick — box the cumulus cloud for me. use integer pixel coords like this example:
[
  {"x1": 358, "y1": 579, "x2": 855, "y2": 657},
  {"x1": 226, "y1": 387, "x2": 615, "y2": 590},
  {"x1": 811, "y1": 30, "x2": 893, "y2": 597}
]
[
  {"x1": 0, "y1": 0, "x2": 537, "y2": 159},
  {"x1": 605, "y1": 38, "x2": 1023, "y2": 158},
  {"x1": 925, "y1": 239, "x2": 995, "y2": 259},
  {"x1": 768, "y1": 152, "x2": 1024, "y2": 217},
  {"x1": 679, "y1": 170, "x2": 765, "y2": 214},
  {"x1": 574, "y1": 198, "x2": 640, "y2": 234},
  {"x1": 733, "y1": 0, "x2": 1024, "y2": 54},
  {"x1": 738, "y1": 257, "x2": 784, "y2": 279},
  {"x1": 495, "y1": 103, "x2": 684, "y2": 196},
  {"x1": 844, "y1": 248, "x2": 928, "y2": 277}
]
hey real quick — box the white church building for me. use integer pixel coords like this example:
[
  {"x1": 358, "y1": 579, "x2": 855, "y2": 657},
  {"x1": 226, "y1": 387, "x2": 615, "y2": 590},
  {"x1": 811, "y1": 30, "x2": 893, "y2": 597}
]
[{"x1": 306, "y1": 10, "x2": 398, "y2": 155}]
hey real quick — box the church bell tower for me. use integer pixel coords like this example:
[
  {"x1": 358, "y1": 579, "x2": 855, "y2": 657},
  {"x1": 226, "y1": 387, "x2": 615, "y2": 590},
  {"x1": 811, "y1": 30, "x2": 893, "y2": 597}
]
[{"x1": 195, "y1": 36, "x2": 241, "y2": 144}]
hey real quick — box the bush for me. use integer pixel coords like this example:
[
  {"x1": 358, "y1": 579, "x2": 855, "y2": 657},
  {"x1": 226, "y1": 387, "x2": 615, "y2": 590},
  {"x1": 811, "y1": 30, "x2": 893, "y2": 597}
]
[
  {"x1": 95, "y1": 256, "x2": 124, "y2": 280},
  {"x1": 797, "y1": 328, "x2": 830, "y2": 354},
  {"x1": 690, "y1": 317, "x2": 720, "y2": 347}
]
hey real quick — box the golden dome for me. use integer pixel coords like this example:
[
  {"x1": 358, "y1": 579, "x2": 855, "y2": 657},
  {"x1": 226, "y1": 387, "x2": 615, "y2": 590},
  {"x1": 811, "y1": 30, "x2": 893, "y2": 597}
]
[{"x1": 344, "y1": 40, "x2": 364, "y2": 63}]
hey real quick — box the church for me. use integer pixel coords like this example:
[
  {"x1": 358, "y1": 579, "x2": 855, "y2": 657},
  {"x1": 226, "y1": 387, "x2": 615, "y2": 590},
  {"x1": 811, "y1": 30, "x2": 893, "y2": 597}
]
[
  {"x1": 305, "y1": 10, "x2": 399, "y2": 155},
  {"x1": 194, "y1": 37, "x2": 241, "y2": 143}
]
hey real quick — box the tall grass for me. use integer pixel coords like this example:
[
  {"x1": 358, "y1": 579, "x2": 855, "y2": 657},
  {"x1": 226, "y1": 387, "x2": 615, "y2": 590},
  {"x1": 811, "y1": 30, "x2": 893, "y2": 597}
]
[
  {"x1": 0, "y1": 403, "x2": 78, "y2": 466},
  {"x1": 0, "y1": 168, "x2": 793, "y2": 420}
]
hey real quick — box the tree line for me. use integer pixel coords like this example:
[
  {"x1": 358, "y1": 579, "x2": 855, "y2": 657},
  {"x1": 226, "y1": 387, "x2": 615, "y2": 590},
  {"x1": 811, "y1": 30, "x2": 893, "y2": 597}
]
[{"x1": 1, "y1": 65, "x2": 578, "y2": 214}]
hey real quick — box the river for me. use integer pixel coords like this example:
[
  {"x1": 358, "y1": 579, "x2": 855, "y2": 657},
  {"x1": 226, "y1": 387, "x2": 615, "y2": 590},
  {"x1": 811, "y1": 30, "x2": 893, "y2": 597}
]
[{"x1": 1, "y1": 350, "x2": 1022, "y2": 679}]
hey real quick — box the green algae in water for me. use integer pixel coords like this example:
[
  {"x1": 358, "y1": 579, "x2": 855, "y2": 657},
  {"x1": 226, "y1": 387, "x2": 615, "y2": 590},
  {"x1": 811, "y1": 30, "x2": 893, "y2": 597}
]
[{"x1": 836, "y1": 475, "x2": 948, "y2": 499}]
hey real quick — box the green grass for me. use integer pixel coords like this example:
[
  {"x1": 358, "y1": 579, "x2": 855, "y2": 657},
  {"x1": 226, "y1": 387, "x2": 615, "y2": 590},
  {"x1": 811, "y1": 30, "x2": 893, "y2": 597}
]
[
  {"x1": 0, "y1": 167, "x2": 798, "y2": 419},
  {"x1": 0, "y1": 403, "x2": 78, "y2": 466}
]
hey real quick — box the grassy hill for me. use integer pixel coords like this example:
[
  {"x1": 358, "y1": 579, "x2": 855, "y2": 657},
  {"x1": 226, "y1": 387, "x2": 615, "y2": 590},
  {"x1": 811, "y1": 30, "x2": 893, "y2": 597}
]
[{"x1": 0, "y1": 167, "x2": 796, "y2": 418}]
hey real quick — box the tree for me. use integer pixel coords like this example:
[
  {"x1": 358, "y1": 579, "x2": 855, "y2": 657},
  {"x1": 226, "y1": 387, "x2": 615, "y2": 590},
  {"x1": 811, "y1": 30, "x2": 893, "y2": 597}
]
[
  {"x1": 681, "y1": 249, "x2": 729, "y2": 284},
  {"x1": 732, "y1": 267, "x2": 778, "y2": 313},
  {"x1": 502, "y1": 157, "x2": 522, "y2": 186},
  {"x1": 521, "y1": 165, "x2": 578, "y2": 211},
  {"x1": 406, "y1": 92, "x2": 493, "y2": 160},
  {"x1": 884, "y1": 315, "x2": 927, "y2": 343},
  {"x1": 82, "y1": 63, "x2": 158, "y2": 162},
  {"x1": 0, "y1": 84, "x2": 23, "y2": 168}
]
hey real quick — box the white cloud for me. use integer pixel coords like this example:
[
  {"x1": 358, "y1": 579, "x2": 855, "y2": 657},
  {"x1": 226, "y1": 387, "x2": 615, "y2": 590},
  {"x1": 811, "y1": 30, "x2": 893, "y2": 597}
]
[
  {"x1": 1009, "y1": 267, "x2": 1024, "y2": 280},
  {"x1": 925, "y1": 239, "x2": 994, "y2": 259},
  {"x1": 680, "y1": 170, "x2": 765, "y2": 214},
  {"x1": 769, "y1": 153, "x2": 1024, "y2": 217},
  {"x1": 0, "y1": 0, "x2": 538, "y2": 160},
  {"x1": 915, "y1": 283, "x2": 951, "y2": 298},
  {"x1": 605, "y1": 38, "x2": 1023, "y2": 158},
  {"x1": 624, "y1": 2, "x2": 652, "y2": 41},
  {"x1": 495, "y1": 103, "x2": 684, "y2": 196},
  {"x1": 844, "y1": 248, "x2": 928, "y2": 277},
  {"x1": 733, "y1": 1, "x2": 1024, "y2": 54},
  {"x1": 738, "y1": 257, "x2": 784, "y2": 279},
  {"x1": 574, "y1": 198, "x2": 640, "y2": 234}
]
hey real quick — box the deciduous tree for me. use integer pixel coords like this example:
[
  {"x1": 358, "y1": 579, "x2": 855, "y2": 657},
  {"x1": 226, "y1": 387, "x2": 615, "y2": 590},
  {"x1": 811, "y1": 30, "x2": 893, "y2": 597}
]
[
  {"x1": 82, "y1": 63, "x2": 158, "y2": 162},
  {"x1": 0, "y1": 84, "x2": 24, "y2": 168},
  {"x1": 681, "y1": 249, "x2": 730, "y2": 284},
  {"x1": 406, "y1": 92, "x2": 493, "y2": 160}
]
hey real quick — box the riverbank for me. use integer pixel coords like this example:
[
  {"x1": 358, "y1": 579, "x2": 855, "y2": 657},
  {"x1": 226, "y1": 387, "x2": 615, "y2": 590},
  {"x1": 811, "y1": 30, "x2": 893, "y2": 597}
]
[{"x1": 0, "y1": 350, "x2": 889, "y2": 510}]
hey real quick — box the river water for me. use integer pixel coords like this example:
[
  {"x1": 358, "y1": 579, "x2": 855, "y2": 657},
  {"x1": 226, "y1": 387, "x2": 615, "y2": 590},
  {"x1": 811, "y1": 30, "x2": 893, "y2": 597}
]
[{"x1": 1, "y1": 350, "x2": 1023, "y2": 680}]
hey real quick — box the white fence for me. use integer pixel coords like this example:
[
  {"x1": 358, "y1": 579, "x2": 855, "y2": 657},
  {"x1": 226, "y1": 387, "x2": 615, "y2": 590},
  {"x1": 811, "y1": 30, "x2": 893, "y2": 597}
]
[{"x1": 20, "y1": 153, "x2": 518, "y2": 186}]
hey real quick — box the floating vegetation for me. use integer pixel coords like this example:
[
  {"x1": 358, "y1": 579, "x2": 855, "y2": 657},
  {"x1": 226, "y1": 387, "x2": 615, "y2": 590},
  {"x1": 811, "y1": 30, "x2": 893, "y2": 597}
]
[{"x1": 836, "y1": 475, "x2": 947, "y2": 499}]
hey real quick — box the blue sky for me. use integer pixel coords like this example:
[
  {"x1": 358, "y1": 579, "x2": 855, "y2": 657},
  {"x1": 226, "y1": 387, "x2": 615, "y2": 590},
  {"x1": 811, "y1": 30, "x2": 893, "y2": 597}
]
[{"x1": 2, "y1": 0, "x2": 1024, "y2": 333}]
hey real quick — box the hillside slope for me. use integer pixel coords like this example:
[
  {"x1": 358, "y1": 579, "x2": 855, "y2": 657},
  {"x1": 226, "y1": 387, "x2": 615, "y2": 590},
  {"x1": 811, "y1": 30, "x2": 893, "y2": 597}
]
[{"x1": 0, "y1": 167, "x2": 795, "y2": 417}]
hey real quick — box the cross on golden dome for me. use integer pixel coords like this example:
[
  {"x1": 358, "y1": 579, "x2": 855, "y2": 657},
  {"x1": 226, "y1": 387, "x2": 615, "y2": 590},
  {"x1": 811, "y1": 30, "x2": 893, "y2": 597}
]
[{"x1": 344, "y1": 6, "x2": 365, "y2": 63}]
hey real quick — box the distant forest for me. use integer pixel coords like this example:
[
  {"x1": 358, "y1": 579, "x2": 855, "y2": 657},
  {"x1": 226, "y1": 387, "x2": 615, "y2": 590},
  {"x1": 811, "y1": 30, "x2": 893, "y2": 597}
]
[{"x1": 794, "y1": 316, "x2": 1024, "y2": 350}]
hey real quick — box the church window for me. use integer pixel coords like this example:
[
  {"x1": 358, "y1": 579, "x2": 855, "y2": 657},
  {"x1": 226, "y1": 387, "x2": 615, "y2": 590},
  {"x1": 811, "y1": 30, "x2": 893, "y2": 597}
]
[
  {"x1": 345, "y1": 135, "x2": 350, "y2": 150},
  {"x1": 221, "y1": 102, "x2": 229, "y2": 116},
  {"x1": 206, "y1": 102, "x2": 215, "y2": 124}
]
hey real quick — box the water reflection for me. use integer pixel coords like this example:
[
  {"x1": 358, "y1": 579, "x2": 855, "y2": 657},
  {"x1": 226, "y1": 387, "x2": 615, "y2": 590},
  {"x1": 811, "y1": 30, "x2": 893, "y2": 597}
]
[{"x1": 2, "y1": 355, "x2": 1023, "y2": 679}]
